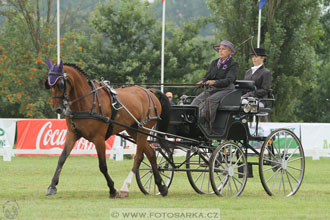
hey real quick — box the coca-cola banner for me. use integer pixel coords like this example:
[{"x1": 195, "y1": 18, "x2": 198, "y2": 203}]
[{"x1": 16, "y1": 119, "x2": 115, "y2": 156}]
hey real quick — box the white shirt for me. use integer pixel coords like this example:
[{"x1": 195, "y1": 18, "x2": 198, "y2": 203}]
[{"x1": 251, "y1": 64, "x2": 263, "y2": 75}]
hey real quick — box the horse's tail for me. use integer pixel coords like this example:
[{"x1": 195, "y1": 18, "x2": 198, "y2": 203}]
[{"x1": 149, "y1": 88, "x2": 171, "y2": 132}]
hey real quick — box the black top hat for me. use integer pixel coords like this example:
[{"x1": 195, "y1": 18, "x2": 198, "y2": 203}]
[{"x1": 250, "y1": 48, "x2": 267, "y2": 56}]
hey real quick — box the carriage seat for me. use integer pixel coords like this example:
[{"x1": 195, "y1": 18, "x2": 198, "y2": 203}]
[
  {"x1": 234, "y1": 80, "x2": 256, "y2": 92},
  {"x1": 217, "y1": 80, "x2": 273, "y2": 115}
]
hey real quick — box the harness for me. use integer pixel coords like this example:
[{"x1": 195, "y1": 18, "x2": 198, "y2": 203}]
[{"x1": 51, "y1": 73, "x2": 160, "y2": 139}]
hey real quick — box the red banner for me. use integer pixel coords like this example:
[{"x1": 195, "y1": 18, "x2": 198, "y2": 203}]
[{"x1": 16, "y1": 119, "x2": 115, "y2": 156}]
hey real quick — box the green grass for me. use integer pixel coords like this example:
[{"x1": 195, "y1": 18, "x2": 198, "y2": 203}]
[{"x1": 1, "y1": 156, "x2": 330, "y2": 220}]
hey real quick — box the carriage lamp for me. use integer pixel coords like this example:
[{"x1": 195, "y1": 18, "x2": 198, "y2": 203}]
[
  {"x1": 243, "y1": 103, "x2": 251, "y2": 113},
  {"x1": 250, "y1": 102, "x2": 258, "y2": 113},
  {"x1": 244, "y1": 97, "x2": 258, "y2": 113}
]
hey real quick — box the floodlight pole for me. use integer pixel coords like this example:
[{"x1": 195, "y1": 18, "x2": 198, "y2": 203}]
[
  {"x1": 257, "y1": 9, "x2": 261, "y2": 48},
  {"x1": 57, "y1": 0, "x2": 61, "y2": 119},
  {"x1": 161, "y1": 0, "x2": 166, "y2": 93}
]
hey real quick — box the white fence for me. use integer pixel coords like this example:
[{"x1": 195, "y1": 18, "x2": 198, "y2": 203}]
[{"x1": 1, "y1": 119, "x2": 330, "y2": 161}]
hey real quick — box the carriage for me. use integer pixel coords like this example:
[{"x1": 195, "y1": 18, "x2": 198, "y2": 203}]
[
  {"x1": 45, "y1": 61, "x2": 305, "y2": 198},
  {"x1": 136, "y1": 80, "x2": 305, "y2": 197}
]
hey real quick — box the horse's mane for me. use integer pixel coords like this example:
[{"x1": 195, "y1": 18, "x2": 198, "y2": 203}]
[{"x1": 64, "y1": 63, "x2": 90, "y2": 80}]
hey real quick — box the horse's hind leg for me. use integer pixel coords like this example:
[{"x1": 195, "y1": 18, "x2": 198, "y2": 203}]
[
  {"x1": 141, "y1": 137, "x2": 168, "y2": 196},
  {"x1": 94, "y1": 138, "x2": 117, "y2": 198},
  {"x1": 46, "y1": 131, "x2": 77, "y2": 196}
]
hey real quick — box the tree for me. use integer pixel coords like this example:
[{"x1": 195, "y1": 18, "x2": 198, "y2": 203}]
[
  {"x1": 78, "y1": 0, "x2": 210, "y2": 90},
  {"x1": 0, "y1": 0, "x2": 85, "y2": 118},
  {"x1": 295, "y1": 1, "x2": 330, "y2": 122},
  {"x1": 207, "y1": 0, "x2": 322, "y2": 121}
]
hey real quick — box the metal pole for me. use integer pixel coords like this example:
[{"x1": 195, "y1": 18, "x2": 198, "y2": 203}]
[
  {"x1": 257, "y1": 9, "x2": 261, "y2": 48},
  {"x1": 161, "y1": 0, "x2": 166, "y2": 93},
  {"x1": 57, "y1": 0, "x2": 61, "y2": 119}
]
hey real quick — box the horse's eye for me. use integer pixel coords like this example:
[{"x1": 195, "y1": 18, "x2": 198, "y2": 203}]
[{"x1": 57, "y1": 80, "x2": 65, "y2": 90}]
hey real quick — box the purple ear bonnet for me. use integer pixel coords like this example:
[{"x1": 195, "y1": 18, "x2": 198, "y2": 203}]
[{"x1": 46, "y1": 58, "x2": 64, "y2": 86}]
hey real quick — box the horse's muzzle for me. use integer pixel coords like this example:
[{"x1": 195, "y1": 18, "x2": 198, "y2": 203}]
[{"x1": 55, "y1": 107, "x2": 63, "y2": 114}]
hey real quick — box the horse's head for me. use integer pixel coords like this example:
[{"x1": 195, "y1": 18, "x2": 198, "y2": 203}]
[{"x1": 45, "y1": 58, "x2": 70, "y2": 114}]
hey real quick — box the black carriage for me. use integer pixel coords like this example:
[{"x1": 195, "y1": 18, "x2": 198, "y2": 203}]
[{"x1": 136, "y1": 80, "x2": 305, "y2": 197}]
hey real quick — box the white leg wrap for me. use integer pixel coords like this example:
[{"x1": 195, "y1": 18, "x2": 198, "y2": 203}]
[{"x1": 120, "y1": 171, "x2": 134, "y2": 192}]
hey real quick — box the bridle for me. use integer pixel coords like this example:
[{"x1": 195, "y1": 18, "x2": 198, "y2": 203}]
[{"x1": 49, "y1": 72, "x2": 71, "y2": 107}]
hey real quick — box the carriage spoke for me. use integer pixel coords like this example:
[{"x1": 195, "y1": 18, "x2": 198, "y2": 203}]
[
  {"x1": 287, "y1": 165, "x2": 302, "y2": 171},
  {"x1": 216, "y1": 174, "x2": 228, "y2": 190},
  {"x1": 270, "y1": 168, "x2": 280, "y2": 193},
  {"x1": 232, "y1": 175, "x2": 243, "y2": 185},
  {"x1": 218, "y1": 176, "x2": 228, "y2": 193},
  {"x1": 285, "y1": 170, "x2": 294, "y2": 192},
  {"x1": 233, "y1": 154, "x2": 243, "y2": 167},
  {"x1": 194, "y1": 171, "x2": 204, "y2": 184},
  {"x1": 266, "y1": 166, "x2": 280, "y2": 184},
  {"x1": 286, "y1": 146, "x2": 300, "y2": 161},
  {"x1": 288, "y1": 157, "x2": 303, "y2": 163},
  {"x1": 231, "y1": 176, "x2": 240, "y2": 193},
  {"x1": 226, "y1": 177, "x2": 232, "y2": 196},
  {"x1": 263, "y1": 164, "x2": 279, "y2": 172},
  {"x1": 276, "y1": 133, "x2": 281, "y2": 155},
  {"x1": 141, "y1": 160, "x2": 151, "y2": 168},
  {"x1": 140, "y1": 170, "x2": 152, "y2": 179},
  {"x1": 263, "y1": 158, "x2": 281, "y2": 165},
  {"x1": 278, "y1": 169, "x2": 283, "y2": 195},
  {"x1": 234, "y1": 171, "x2": 245, "y2": 176},
  {"x1": 143, "y1": 174, "x2": 152, "y2": 190},
  {"x1": 285, "y1": 169, "x2": 299, "y2": 183},
  {"x1": 234, "y1": 163, "x2": 245, "y2": 170},
  {"x1": 160, "y1": 172, "x2": 171, "y2": 180},
  {"x1": 200, "y1": 172, "x2": 206, "y2": 191},
  {"x1": 215, "y1": 157, "x2": 227, "y2": 171},
  {"x1": 265, "y1": 145, "x2": 278, "y2": 160}
]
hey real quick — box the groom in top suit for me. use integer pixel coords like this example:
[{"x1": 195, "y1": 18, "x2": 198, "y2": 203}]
[{"x1": 243, "y1": 48, "x2": 272, "y2": 101}]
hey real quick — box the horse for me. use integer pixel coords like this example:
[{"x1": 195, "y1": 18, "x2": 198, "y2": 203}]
[{"x1": 44, "y1": 59, "x2": 171, "y2": 198}]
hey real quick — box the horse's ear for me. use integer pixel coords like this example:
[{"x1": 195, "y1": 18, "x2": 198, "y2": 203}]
[
  {"x1": 46, "y1": 58, "x2": 53, "y2": 71},
  {"x1": 58, "y1": 60, "x2": 64, "y2": 73}
]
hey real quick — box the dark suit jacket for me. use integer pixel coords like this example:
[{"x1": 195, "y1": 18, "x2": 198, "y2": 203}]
[
  {"x1": 243, "y1": 65, "x2": 272, "y2": 98},
  {"x1": 202, "y1": 57, "x2": 238, "y2": 89}
]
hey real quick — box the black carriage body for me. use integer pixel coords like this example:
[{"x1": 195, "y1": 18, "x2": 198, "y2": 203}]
[
  {"x1": 167, "y1": 80, "x2": 264, "y2": 142},
  {"x1": 138, "y1": 80, "x2": 305, "y2": 197}
]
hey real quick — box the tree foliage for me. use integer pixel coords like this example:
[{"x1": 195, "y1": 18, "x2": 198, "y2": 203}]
[
  {"x1": 0, "y1": 0, "x2": 85, "y2": 118},
  {"x1": 207, "y1": 0, "x2": 323, "y2": 121},
  {"x1": 78, "y1": 0, "x2": 210, "y2": 90}
]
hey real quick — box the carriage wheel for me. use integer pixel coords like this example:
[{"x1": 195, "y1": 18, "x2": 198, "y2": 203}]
[
  {"x1": 136, "y1": 147, "x2": 174, "y2": 195},
  {"x1": 209, "y1": 141, "x2": 248, "y2": 197},
  {"x1": 186, "y1": 148, "x2": 213, "y2": 194},
  {"x1": 259, "y1": 128, "x2": 305, "y2": 196}
]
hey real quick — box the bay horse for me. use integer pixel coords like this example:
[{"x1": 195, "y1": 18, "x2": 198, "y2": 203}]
[{"x1": 44, "y1": 59, "x2": 171, "y2": 198}]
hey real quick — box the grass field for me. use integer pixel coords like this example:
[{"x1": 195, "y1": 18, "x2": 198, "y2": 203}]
[{"x1": 0, "y1": 156, "x2": 330, "y2": 220}]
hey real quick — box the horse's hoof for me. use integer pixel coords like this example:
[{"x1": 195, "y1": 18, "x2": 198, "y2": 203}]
[
  {"x1": 46, "y1": 186, "x2": 57, "y2": 196},
  {"x1": 109, "y1": 189, "x2": 119, "y2": 199},
  {"x1": 160, "y1": 185, "x2": 168, "y2": 197},
  {"x1": 118, "y1": 191, "x2": 129, "y2": 198}
]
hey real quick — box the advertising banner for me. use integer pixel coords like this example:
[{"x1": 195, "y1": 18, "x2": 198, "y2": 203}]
[
  {"x1": 16, "y1": 119, "x2": 115, "y2": 156},
  {"x1": 0, "y1": 119, "x2": 16, "y2": 161},
  {"x1": 0, "y1": 119, "x2": 16, "y2": 149},
  {"x1": 248, "y1": 122, "x2": 301, "y2": 149},
  {"x1": 301, "y1": 123, "x2": 330, "y2": 159}
]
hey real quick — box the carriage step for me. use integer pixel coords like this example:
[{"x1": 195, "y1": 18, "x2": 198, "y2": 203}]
[{"x1": 238, "y1": 163, "x2": 253, "y2": 178}]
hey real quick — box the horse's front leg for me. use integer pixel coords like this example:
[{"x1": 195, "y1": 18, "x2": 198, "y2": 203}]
[
  {"x1": 94, "y1": 138, "x2": 118, "y2": 198},
  {"x1": 46, "y1": 131, "x2": 77, "y2": 196}
]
